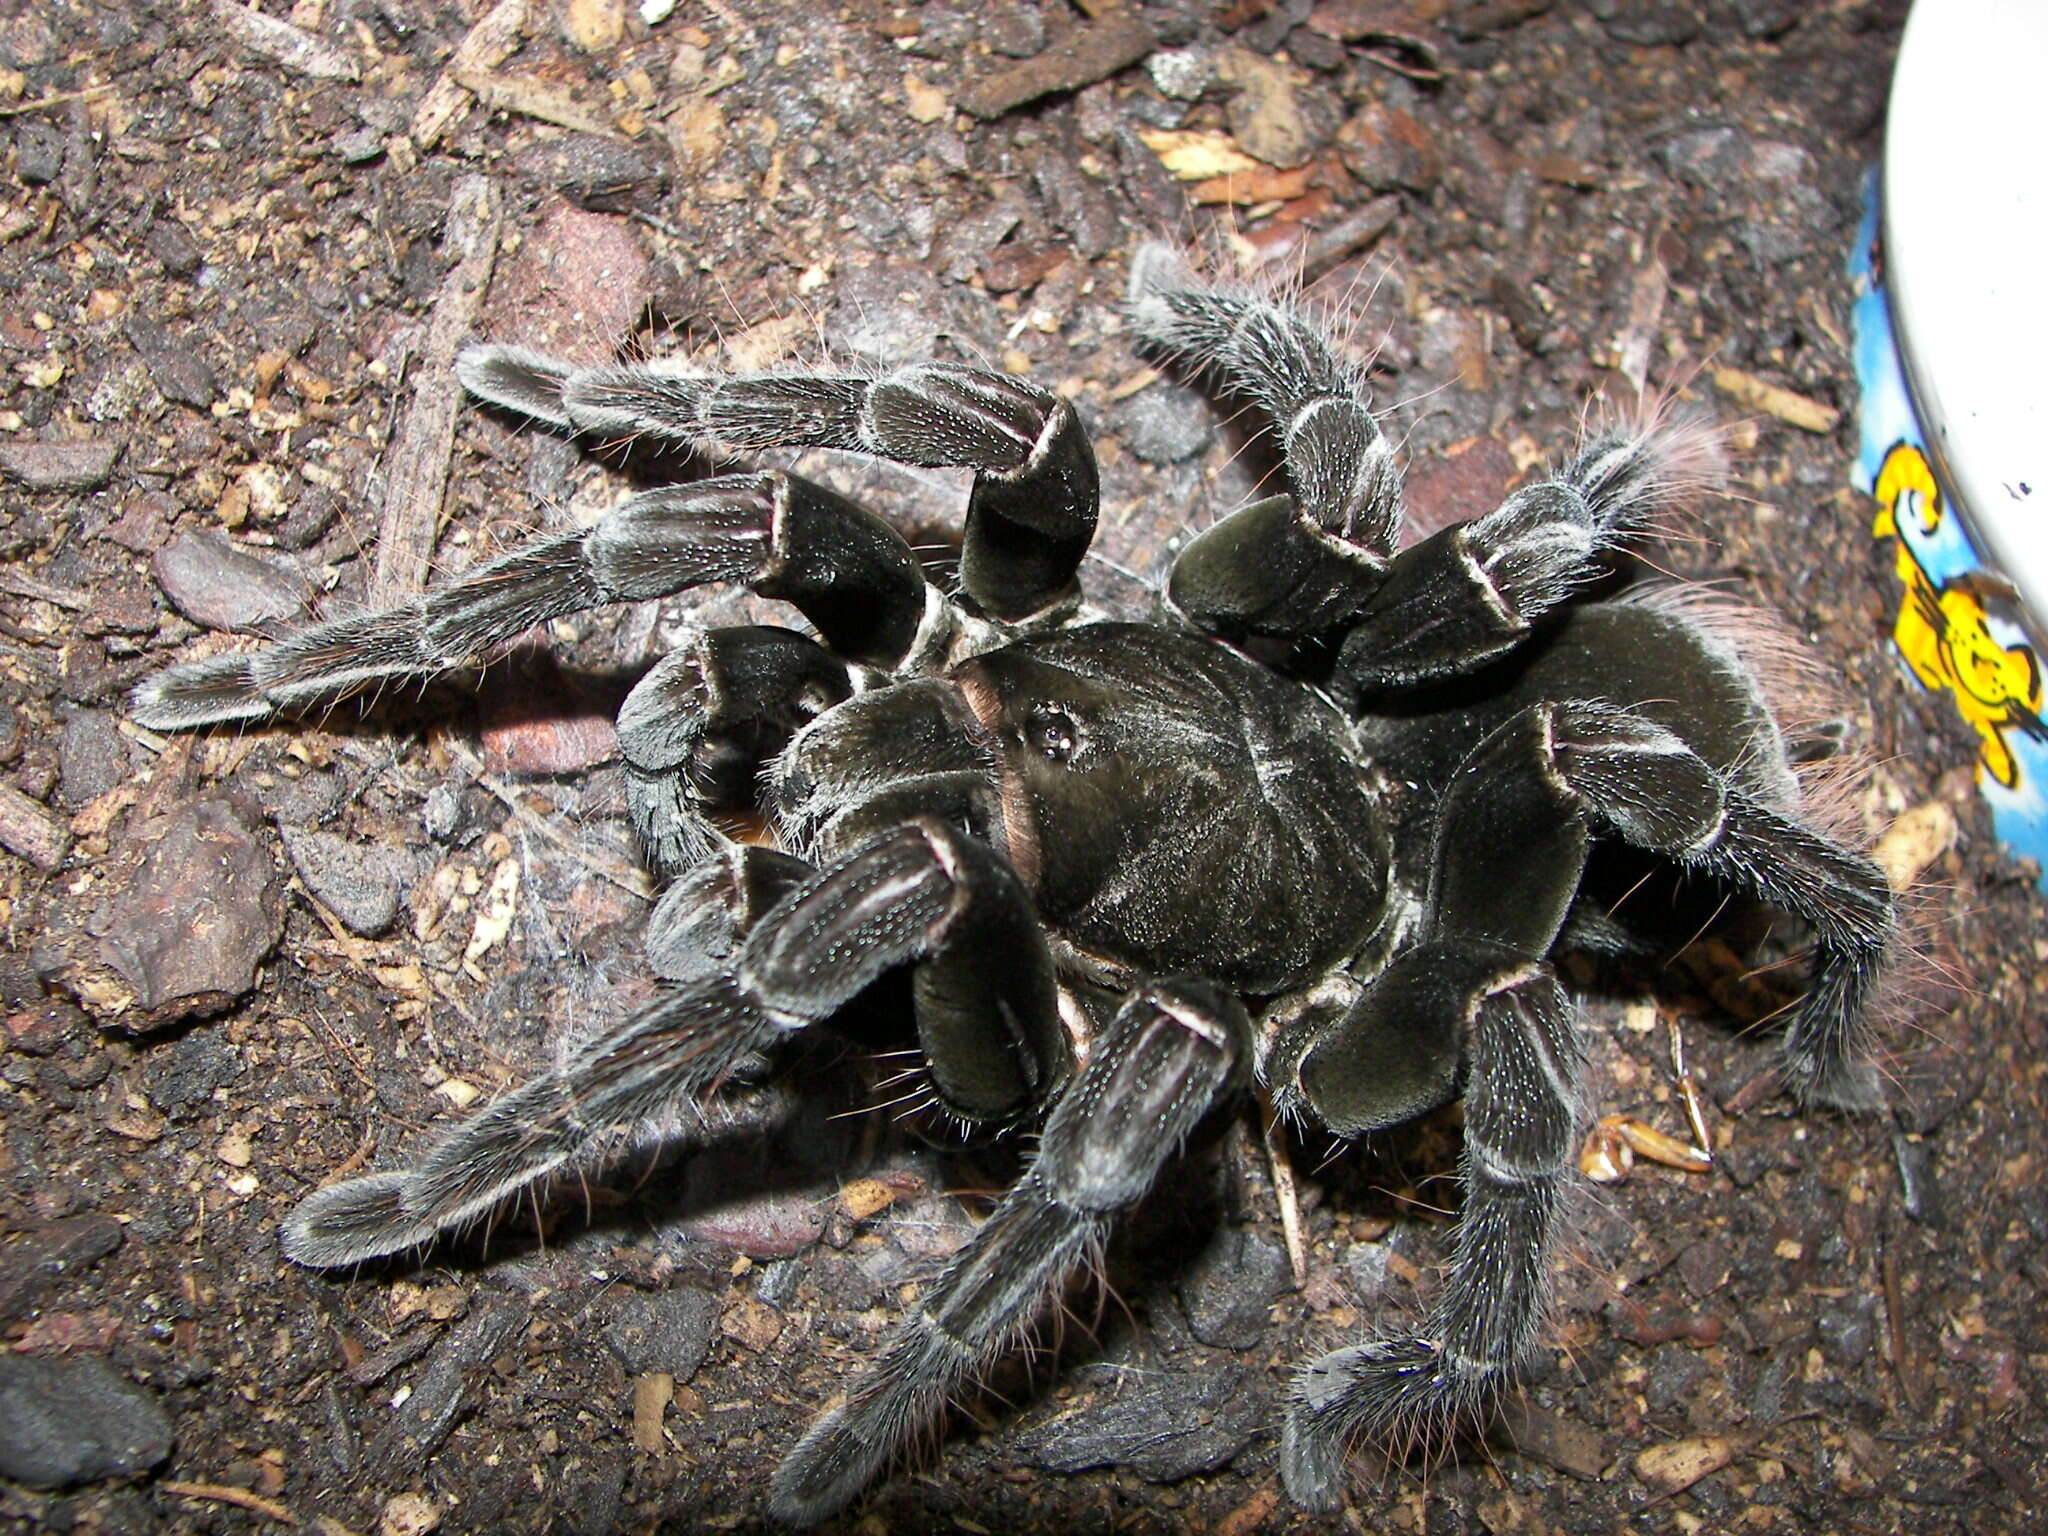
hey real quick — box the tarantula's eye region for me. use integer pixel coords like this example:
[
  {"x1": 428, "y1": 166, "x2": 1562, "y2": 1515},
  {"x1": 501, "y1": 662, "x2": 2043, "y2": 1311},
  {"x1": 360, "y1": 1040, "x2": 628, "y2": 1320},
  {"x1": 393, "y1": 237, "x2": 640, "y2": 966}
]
[{"x1": 1025, "y1": 704, "x2": 1080, "y2": 763}]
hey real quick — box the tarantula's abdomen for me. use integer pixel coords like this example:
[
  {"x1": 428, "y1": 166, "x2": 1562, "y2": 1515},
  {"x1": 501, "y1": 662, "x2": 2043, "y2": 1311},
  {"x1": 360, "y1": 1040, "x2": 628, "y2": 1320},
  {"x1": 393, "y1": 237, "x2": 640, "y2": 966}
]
[{"x1": 960, "y1": 624, "x2": 1393, "y2": 994}]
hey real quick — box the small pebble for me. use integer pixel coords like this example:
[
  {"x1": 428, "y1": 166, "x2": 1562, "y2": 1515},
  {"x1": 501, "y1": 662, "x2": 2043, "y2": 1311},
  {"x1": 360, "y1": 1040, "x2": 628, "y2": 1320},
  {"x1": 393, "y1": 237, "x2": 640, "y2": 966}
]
[
  {"x1": 0, "y1": 440, "x2": 121, "y2": 491},
  {"x1": 0, "y1": 1355, "x2": 174, "y2": 1489},
  {"x1": 1114, "y1": 382, "x2": 1214, "y2": 465},
  {"x1": 279, "y1": 824, "x2": 414, "y2": 937},
  {"x1": 604, "y1": 1288, "x2": 717, "y2": 1380},
  {"x1": 89, "y1": 793, "x2": 285, "y2": 1022},
  {"x1": 1177, "y1": 1226, "x2": 1289, "y2": 1350},
  {"x1": 153, "y1": 529, "x2": 307, "y2": 632},
  {"x1": 1016, "y1": 1366, "x2": 1262, "y2": 1481}
]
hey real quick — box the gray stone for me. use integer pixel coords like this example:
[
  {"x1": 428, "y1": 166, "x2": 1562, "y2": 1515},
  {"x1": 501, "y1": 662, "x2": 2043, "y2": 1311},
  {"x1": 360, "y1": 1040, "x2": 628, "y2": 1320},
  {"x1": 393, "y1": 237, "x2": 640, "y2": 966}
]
[
  {"x1": 58, "y1": 709, "x2": 126, "y2": 808},
  {"x1": 1818, "y1": 1301, "x2": 1875, "y2": 1365},
  {"x1": 146, "y1": 1025, "x2": 240, "y2": 1116},
  {"x1": 279, "y1": 824, "x2": 413, "y2": 937},
  {"x1": 511, "y1": 134, "x2": 670, "y2": 215},
  {"x1": 604, "y1": 1287, "x2": 718, "y2": 1379},
  {"x1": 0, "y1": 440, "x2": 122, "y2": 491},
  {"x1": 153, "y1": 529, "x2": 308, "y2": 632},
  {"x1": 0, "y1": 1213, "x2": 124, "y2": 1321},
  {"x1": 0, "y1": 1355, "x2": 174, "y2": 1489},
  {"x1": 1177, "y1": 1226, "x2": 1290, "y2": 1349},
  {"x1": 332, "y1": 126, "x2": 385, "y2": 163},
  {"x1": 368, "y1": 1297, "x2": 529, "y2": 1477},
  {"x1": 123, "y1": 314, "x2": 218, "y2": 410},
  {"x1": 1598, "y1": 0, "x2": 1703, "y2": 46},
  {"x1": 1114, "y1": 382, "x2": 1214, "y2": 465},
  {"x1": 1016, "y1": 1365, "x2": 1262, "y2": 1481},
  {"x1": 13, "y1": 120, "x2": 64, "y2": 185},
  {"x1": 1644, "y1": 1342, "x2": 1708, "y2": 1410}
]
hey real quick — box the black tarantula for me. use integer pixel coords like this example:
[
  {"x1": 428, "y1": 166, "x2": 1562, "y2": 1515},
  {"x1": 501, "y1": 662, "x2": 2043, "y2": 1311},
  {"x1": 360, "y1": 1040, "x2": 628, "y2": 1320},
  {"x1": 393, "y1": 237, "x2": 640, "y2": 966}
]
[{"x1": 130, "y1": 244, "x2": 1895, "y2": 1521}]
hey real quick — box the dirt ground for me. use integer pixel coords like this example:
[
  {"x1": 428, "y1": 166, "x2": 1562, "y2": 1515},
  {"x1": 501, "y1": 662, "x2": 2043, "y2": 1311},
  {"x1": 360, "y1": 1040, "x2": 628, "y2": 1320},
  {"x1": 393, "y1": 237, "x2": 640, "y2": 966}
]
[{"x1": 2, "y1": 1, "x2": 2042, "y2": 1532}]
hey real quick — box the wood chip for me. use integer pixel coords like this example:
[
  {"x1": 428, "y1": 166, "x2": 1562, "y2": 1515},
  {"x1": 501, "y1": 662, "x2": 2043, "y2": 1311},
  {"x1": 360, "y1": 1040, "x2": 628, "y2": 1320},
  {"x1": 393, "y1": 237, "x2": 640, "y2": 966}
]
[
  {"x1": 463, "y1": 857, "x2": 522, "y2": 965},
  {"x1": 1299, "y1": 194, "x2": 1400, "y2": 280},
  {"x1": 1190, "y1": 162, "x2": 1314, "y2": 207},
  {"x1": 411, "y1": 0, "x2": 528, "y2": 150},
  {"x1": 1711, "y1": 366, "x2": 1840, "y2": 434},
  {"x1": 562, "y1": 0, "x2": 624, "y2": 53},
  {"x1": 718, "y1": 1299, "x2": 784, "y2": 1352},
  {"x1": 1614, "y1": 243, "x2": 1670, "y2": 397},
  {"x1": 1216, "y1": 1487, "x2": 1281, "y2": 1536},
  {"x1": 0, "y1": 781, "x2": 71, "y2": 872},
  {"x1": 211, "y1": 0, "x2": 359, "y2": 81},
  {"x1": 1872, "y1": 800, "x2": 1959, "y2": 890},
  {"x1": 1495, "y1": 1399, "x2": 1609, "y2": 1479},
  {"x1": 1138, "y1": 127, "x2": 1263, "y2": 182},
  {"x1": 957, "y1": 11, "x2": 1155, "y2": 120},
  {"x1": 1633, "y1": 1432, "x2": 1740, "y2": 1495},
  {"x1": 902, "y1": 72, "x2": 949, "y2": 124},
  {"x1": 373, "y1": 176, "x2": 498, "y2": 601},
  {"x1": 837, "y1": 1177, "x2": 900, "y2": 1221},
  {"x1": 631, "y1": 1371, "x2": 673, "y2": 1452},
  {"x1": 451, "y1": 68, "x2": 623, "y2": 141},
  {"x1": 160, "y1": 1480, "x2": 298, "y2": 1525}
]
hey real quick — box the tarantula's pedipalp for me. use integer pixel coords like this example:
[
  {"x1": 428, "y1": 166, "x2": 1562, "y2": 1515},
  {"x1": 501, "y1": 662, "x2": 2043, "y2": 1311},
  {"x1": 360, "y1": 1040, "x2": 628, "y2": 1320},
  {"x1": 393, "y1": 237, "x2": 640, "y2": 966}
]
[
  {"x1": 1334, "y1": 426, "x2": 1715, "y2": 692},
  {"x1": 769, "y1": 976, "x2": 1252, "y2": 1526},
  {"x1": 462, "y1": 347, "x2": 1100, "y2": 622},
  {"x1": 642, "y1": 842, "x2": 816, "y2": 983},
  {"x1": 618, "y1": 625, "x2": 855, "y2": 874},
  {"x1": 288, "y1": 819, "x2": 1067, "y2": 1267},
  {"x1": 128, "y1": 470, "x2": 923, "y2": 730}
]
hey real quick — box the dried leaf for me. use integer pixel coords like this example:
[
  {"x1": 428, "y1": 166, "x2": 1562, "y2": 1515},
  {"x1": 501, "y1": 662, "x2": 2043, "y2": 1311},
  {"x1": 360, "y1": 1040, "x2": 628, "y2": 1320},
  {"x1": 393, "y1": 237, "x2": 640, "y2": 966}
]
[
  {"x1": 1613, "y1": 1117, "x2": 1713, "y2": 1174},
  {"x1": 1579, "y1": 1115, "x2": 1633, "y2": 1182},
  {"x1": 1137, "y1": 127, "x2": 1264, "y2": 181}
]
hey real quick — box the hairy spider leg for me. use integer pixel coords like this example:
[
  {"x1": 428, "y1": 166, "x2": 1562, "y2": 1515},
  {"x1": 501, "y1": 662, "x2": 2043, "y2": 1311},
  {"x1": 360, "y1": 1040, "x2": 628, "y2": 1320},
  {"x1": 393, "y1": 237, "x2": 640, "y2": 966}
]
[
  {"x1": 1268, "y1": 700, "x2": 1733, "y2": 1502},
  {"x1": 465, "y1": 345, "x2": 1100, "y2": 622},
  {"x1": 1282, "y1": 974, "x2": 1579, "y2": 1508},
  {"x1": 285, "y1": 820, "x2": 1067, "y2": 1268},
  {"x1": 1684, "y1": 791, "x2": 1894, "y2": 1110},
  {"x1": 127, "y1": 468, "x2": 924, "y2": 730},
  {"x1": 1272, "y1": 695, "x2": 1892, "y2": 1503},
  {"x1": 769, "y1": 976, "x2": 1252, "y2": 1526},
  {"x1": 1126, "y1": 243, "x2": 1402, "y2": 555}
]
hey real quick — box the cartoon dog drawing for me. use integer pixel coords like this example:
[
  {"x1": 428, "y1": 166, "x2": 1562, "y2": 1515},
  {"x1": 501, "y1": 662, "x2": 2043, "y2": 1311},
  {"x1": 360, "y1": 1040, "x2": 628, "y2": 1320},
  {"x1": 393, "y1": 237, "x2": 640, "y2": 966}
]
[{"x1": 1873, "y1": 440, "x2": 2047, "y2": 789}]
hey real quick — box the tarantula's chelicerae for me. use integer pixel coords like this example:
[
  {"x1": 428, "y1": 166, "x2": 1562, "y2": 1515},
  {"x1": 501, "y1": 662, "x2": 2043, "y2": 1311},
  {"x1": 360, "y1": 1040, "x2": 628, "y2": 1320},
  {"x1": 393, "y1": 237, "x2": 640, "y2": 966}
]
[{"x1": 130, "y1": 246, "x2": 1895, "y2": 1521}]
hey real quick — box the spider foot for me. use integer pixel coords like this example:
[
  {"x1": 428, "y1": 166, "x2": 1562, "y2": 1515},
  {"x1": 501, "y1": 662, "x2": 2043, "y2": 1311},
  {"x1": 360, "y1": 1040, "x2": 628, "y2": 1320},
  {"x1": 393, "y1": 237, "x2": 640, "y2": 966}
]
[
  {"x1": 1281, "y1": 1335, "x2": 1486, "y2": 1511},
  {"x1": 1780, "y1": 1048, "x2": 1886, "y2": 1114},
  {"x1": 284, "y1": 1173, "x2": 422, "y2": 1267},
  {"x1": 130, "y1": 651, "x2": 270, "y2": 729}
]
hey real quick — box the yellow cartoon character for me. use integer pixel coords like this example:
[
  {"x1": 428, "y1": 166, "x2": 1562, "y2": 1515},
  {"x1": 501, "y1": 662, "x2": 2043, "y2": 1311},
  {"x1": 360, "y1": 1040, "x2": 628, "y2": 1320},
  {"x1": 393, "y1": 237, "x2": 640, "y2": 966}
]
[{"x1": 1873, "y1": 440, "x2": 2047, "y2": 789}]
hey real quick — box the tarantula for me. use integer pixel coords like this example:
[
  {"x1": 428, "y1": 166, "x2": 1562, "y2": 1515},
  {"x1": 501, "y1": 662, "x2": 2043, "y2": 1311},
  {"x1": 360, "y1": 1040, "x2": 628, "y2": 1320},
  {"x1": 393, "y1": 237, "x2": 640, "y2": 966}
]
[{"x1": 130, "y1": 245, "x2": 1895, "y2": 1521}]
